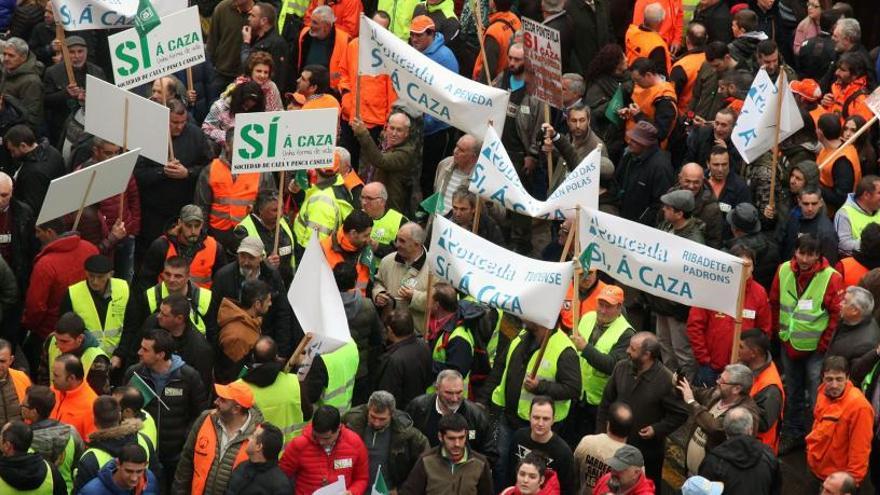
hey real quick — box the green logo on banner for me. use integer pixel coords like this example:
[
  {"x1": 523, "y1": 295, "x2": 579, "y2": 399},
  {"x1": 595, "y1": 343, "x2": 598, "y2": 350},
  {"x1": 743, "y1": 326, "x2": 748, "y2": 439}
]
[{"x1": 134, "y1": 0, "x2": 161, "y2": 36}]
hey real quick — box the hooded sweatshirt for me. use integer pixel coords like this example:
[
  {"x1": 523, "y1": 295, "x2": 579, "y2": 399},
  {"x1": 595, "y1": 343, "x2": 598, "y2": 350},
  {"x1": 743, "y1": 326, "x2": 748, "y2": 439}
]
[
  {"x1": 75, "y1": 419, "x2": 156, "y2": 492},
  {"x1": 0, "y1": 452, "x2": 65, "y2": 495},
  {"x1": 421, "y1": 33, "x2": 458, "y2": 136},
  {"x1": 149, "y1": 354, "x2": 186, "y2": 395},
  {"x1": 500, "y1": 468, "x2": 561, "y2": 495},
  {"x1": 698, "y1": 435, "x2": 780, "y2": 495},
  {"x1": 79, "y1": 459, "x2": 159, "y2": 495}
]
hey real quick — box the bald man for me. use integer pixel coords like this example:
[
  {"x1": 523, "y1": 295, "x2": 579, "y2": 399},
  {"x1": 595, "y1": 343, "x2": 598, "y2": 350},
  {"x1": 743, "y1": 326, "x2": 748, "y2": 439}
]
[
  {"x1": 665, "y1": 163, "x2": 722, "y2": 248},
  {"x1": 361, "y1": 182, "x2": 408, "y2": 261},
  {"x1": 352, "y1": 113, "x2": 418, "y2": 216},
  {"x1": 0, "y1": 172, "x2": 36, "y2": 291},
  {"x1": 372, "y1": 222, "x2": 430, "y2": 333}
]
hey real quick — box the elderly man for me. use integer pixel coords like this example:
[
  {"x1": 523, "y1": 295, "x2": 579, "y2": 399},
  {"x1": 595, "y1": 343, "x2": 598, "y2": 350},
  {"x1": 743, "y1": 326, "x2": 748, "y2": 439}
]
[
  {"x1": 372, "y1": 222, "x2": 429, "y2": 331},
  {"x1": 677, "y1": 364, "x2": 761, "y2": 475},
  {"x1": 297, "y1": 6, "x2": 349, "y2": 90},
  {"x1": 820, "y1": 472, "x2": 858, "y2": 495},
  {"x1": 343, "y1": 391, "x2": 430, "y2": 490},
  {"x1": 361, "y1": 182, "x2": 408, "y2": 261},
  {"x1": 828, "y1": 286, "x2": 880, "y2": 383},
  {"x1": 447, "y1": 187, "x2": 504, "y2": 245},
  {"x1": 2, "y1": 37, "x2": 42, "y2": 127},
  {"x1": 625, "y1": 3, "x2": 671, "y2": 75},
  {"x1": 42, "y1": 36, "x2": 104, "y2": 143},
  {"x1": 352, "y1": 112, "x2": 418, "y2": 215},
  {"x1": 613, "y1": 121, "x2": 674, "y2": 225},
  {"x1": 434, "y1": 134, "x2": 480, "y2": 216},
  {"x1": 207, "y1": 0, "x2": 252, "y2": 95},
  {"x1": 240, "y1": 2, "x2": 288, "y2": 89},
  {"x1": 61, "y1": 255, "x2": 130, "y2": 358},
  {"x1": 820, "y1": 17, "x2": 875, "y2": 92}
]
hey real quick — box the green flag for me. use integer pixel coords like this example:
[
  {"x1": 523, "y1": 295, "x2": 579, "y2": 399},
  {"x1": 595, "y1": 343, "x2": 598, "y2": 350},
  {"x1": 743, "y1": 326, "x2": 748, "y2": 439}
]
[
  {"x1": 604, "y1": 84, "x2": 624, "y2": 127},
  {"x1": 371, "y1": 467, "x2": 389, "y2": 495},
  {"x1": 128, "y1": 372, "x2": 170, "y2": 411},
  {"x1": 578, "y1": 243, "x2": 596, "y2": 271},
  {"x1": 134, "y1": 0, "x2": 161, "y2": 36},
  {"x1": 295, "y1": 170, "x2": 310, "y2": 190},
  {"x1": 420, "y1": 192, "x2": 444, "y2": 214}
]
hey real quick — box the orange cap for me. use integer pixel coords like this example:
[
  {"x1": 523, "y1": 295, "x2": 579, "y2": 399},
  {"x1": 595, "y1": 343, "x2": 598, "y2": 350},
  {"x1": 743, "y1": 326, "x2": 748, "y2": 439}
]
[
  {"x1": 410, "y1": 15, "x2": 435, "y2": 34},
  {"x1": 597, "y1": 285, "x2": 624, "y2": 305},
  {"x1": 790, "y1": 79, "x2": 821, "y2": 102},
  {"x1": 214, "y1": 382, "x2": 254, "y2": 409},
  {"x1": 319, "y1": 149, "x2": 341, "y2": 174}
]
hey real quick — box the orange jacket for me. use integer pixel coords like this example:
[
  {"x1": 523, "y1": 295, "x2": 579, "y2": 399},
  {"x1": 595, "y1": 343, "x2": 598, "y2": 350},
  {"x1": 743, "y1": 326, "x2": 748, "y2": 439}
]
[
  {"x1": 303, "y1": 0, "x2": 362, "y2": 37},
  {"x1": 826, "y1": 76, "x2": 873, "y2": 121},
  {"x1": 628, "y1": 81, "x2": 678, "y2": 146},
  {"x1": 671, "y1": 51, "x2": 705, "y2": 112},
  {"x1": 51, "y1": 381, "x2": 97, "y2": 441},
  {"x1": 165, "y1": 236, "x2": 219, "y2": 289},
  {"x1": 632, "y1": 0, "x2": 683, "y2": 48},
  {"x1": 190, "y1": 412, "x2": 250, "y2": 495},
  {"x1": 749, "y1": 360, "x2": 784, "y2": 454},
  {"x1": 338, "y1": 38, "x2": 396, "y2": 126},
  {"x1": 817, "y1": 144, "x2": 861, "y2": 190},
  {"x1": 806, "y1": 382, "x2": 873, "y2": 482},
  {"x1": 560, "y1": 279, "x2": 606, "y2": 331},
  {"x1": 321, "y1": 228, "x2": 370, "y2": 294},
  {"x1": 298, "y1": 26, "x2": 350, "y2": 91},
  {"x1": 625, "y1": 24, "x2": 671, "y2": 74},
  {"x1": 9, "y1": 368, "x2": 31, "y2": 404},
  {"x1": 303, "y1": 93, "x2": 342, "y2": 111},
  {"x1": 473, "y1": 11, "x2": 522, "y2": 82},
  {"x1": 837, "y1": 257, "x2": 869, "y2": 288}
]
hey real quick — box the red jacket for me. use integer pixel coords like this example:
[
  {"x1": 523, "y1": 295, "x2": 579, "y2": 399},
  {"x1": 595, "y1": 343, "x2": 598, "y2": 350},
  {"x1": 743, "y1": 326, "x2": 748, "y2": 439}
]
[
  {"x1": 806, "y1": 382, "x2": 873, "y2": 483},
  {"x1": 687, "y1": 278, "x2": 772, "y2": 370},
  {"x1": 592, "y1": 471, "x2": 655, "y2": 495},
  {"x1": 22, "y1": 234, "x2": 99, "y2": 339},
  {"x1": 279, "y1": 423, "x2": 369, "y2": 495},
  {"x1": 769, "y1": 257, "x2": 844, "y2": 359},
  {"x1": 501, "y1": 468, "x2": 561, "y2": 495}
]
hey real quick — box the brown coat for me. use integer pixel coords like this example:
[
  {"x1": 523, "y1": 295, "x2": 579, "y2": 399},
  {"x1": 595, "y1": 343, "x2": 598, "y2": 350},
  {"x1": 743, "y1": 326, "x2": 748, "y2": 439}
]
[
  {"x1": 684, "y1": 388, "x2": 761, "y2": 456},
  {"x1": 217, "y1": 297, "x2": 262, "y2": 362}
]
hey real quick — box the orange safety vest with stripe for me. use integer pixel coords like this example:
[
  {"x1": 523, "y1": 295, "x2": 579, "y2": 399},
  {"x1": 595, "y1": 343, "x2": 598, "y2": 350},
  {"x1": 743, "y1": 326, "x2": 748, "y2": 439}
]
[
  {"x1": 817, "y1": 144, "x2": 862, "y2": 190},
  {"x1": 321, "y1": 230, "x2": 370, "y2": 294},
  {"x1": 8, "y1": 368, "x2": 30, "y2": 403},
  {"x1": 165, "y1": 237, "x2": 219, "y2": 289},
  {"x1": 190, "y1": 413, "x2": 250, "y2": 495},
  {"x1": 472, "y1": 12, "x2": 522, "y2": 81},
  {"x1": 343, "y1": 170, "x2": 364, "y2": 192},
  {"x1": 206, "y1": 159, "x2": 260, "y2": 232},
  {"x1": 671, "y1": 51, "x2": 705, "y2": 112},
  {"x1": 625, "y1": 24, "x2": 671, "y2": 74},
  {"x1": 839, "y1": 257, "x2": 869, "y2": 288},
  {"x1": 560, "y1": 279, "x2": 606, "y2": 330},
  {"x1": 750, "y1": 360, "x2": 785, "y2": 454}
]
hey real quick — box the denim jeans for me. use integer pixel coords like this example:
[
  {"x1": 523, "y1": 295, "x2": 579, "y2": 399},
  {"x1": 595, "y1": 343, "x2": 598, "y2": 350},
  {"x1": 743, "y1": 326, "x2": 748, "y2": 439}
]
[
  {"x1": 493, "y1": 415, "x2": 517, "y2": 490},
  {"x1": 781, "y1": 351, "x2": 824, "y2": 437}
]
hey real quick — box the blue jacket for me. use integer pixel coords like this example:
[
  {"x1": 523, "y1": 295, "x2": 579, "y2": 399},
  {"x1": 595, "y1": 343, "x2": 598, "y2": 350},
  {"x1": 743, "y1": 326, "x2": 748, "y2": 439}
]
[
  {"x1": 0, "y1": 0, "x2": 14, "y2": 30},
  {"x1": 79, "y1": 460, "x2": 159, "y2": 495},
  {"x1": 421, "y1": 33, "x2": 458, "y2": 136}
]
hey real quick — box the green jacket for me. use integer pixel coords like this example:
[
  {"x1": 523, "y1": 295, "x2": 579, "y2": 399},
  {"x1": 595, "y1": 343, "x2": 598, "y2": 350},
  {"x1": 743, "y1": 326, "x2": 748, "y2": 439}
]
[{"x1": 355, "y1": 129, "x2": 418, "y2": 215}]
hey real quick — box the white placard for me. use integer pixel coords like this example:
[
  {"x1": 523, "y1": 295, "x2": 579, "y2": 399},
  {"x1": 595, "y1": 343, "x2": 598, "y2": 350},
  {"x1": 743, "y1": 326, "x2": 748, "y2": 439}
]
[
  {"x1": 470, "y1": 126, "x2": 599, "y2": 219},
  {"x1": 108, "y1": 7, "x2": 205, "y2": 90},
  {"x1": 358, "y1": 15, "x2": 508, "y2": 140},
  {"x1": 521, "y1": 17, "x2": 563, "y2": 108},
  {"x1": 85, "y1": 75, "x2": 170, "y2": 164},
  {"x1": 288, "y1": 232, "x2": 353, "y2": 378},
  {"x1": 232, "y1": 108, "x2": 339, "y2": 173},
  {"x1": 428, "y1": 216, "x2": 574, "y2": 328},
  {"x1": 313, "y1": 476, "x2": 346, "y2": 495},
  {"x1": 732, "y1": 69, "x2": 804, "y2": 164},
  {"x1": 52, "y1": 0, "x2": 186, "y2": 30},
  {"x1": 577, "y1": 207, "x2": 745, "y2": 316},
  {"x1": 37, "y1": 149, "x2": 141, "y2": 225}
]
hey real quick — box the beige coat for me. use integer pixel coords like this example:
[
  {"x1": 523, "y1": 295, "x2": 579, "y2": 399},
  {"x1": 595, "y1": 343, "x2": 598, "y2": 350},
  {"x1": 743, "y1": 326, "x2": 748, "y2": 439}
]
[{"x1": 372, "y1": 250, "x2": 430, "y2": 334}]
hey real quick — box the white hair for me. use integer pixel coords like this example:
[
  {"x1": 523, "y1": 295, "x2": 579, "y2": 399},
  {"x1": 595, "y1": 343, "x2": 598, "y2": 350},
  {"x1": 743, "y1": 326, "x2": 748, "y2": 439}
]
[
  {"x1": 312, "y1": 5, "x2": 335, "y2": 23},
  {"x1": 5, "y1": 37, "x2": 28, "y2": 57},
  {"x1": 835, "y1": 18, "x2": 861, "y2": 43},
  {"x1": 644, "y1": 3, "x2": 666, "y2": 25},
  {"x1": 847, "y1": 286, "x2": 875, "y2": 316}
]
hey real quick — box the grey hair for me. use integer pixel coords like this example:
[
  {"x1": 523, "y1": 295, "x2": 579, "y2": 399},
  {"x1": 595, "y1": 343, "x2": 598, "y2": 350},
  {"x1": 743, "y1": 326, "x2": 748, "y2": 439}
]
[
  {"x1": 562, "y1": 73, "x2": 586, "y2": 98},
  {"x1": 460, "y1": 134, "x2": 481, "y2": 156},
  {"x1": 723, "y1": 406, "x2": 754, "y2": 436},
  {"x1": 835, "y1": 17, "x2": 860, "y2": 43},
  {"x1": 0, "y1": 172, "x2": 11, "y2": 189},
  {"x1": 644, "y1": 3, "x2": 666, "y2": 25},
  {"x1": 436, "y1": 369, "x2": 463, "y2": 387},
  {"x1": 335, "y1": 146, "x2": 351, "y2": 170},
  {"x1": 402, "y1": 222, "x2": 426, "y2": 245},
  {"x1": 312, "y1": 5, "x2": 336, "y2": 23},
  {"x1": 452, "y1": 185, "x2": 477, "y2": 208},
  {"x1": 372, "y1": 182, "x2": 388, "y2": 200},
  {"x1": 846, "y1": 286, "x2": 875, "y2": 316},
  {"x1": 388, "y1": 111, "x2": 412, "y2": 129},
  {"x1": 5, "y1": 37, "x2": 28, "y2": 57},
  {"x1": 724, "y1": 363, "x2": 753, "y2": 393},
  {"x1": 367, "y1": 390, "x2": 396, "y2": 413}
]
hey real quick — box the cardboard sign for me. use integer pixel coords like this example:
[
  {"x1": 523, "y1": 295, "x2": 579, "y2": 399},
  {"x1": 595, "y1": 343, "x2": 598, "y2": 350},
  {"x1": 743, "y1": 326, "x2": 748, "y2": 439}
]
[
  {"x1": 84, "y1": 74, "x2": 170, "y2": 164},
  {"x1": 231, "y1": 108, "x2": 339, "y2": 173},
  {"x1": 521, "y1": 17, "x2": 563, "y2": 108},
  {"x1": 52, "y1": 0, "x2": 186, "y2": 30}
]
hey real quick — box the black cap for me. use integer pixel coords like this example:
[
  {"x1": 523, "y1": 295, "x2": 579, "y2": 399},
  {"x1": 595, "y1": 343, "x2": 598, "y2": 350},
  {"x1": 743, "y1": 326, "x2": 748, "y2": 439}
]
[{"x1": 84, "y1": 254, "x2": 113, "y2": 274}]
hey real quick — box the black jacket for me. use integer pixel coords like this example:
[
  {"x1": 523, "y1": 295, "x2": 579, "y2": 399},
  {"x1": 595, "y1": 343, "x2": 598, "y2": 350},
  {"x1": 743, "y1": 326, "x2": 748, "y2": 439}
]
[
  {"x1": 11, "y1": 142, "x2": 65, "y2": 214},
  {"x1": 779, "y1": 208, "x2": 838, "y2": 265},
  {"x1": 124, "y1": 359, "x2": 210, "y2": 464},
  {"x1": 798, "y1": 33, "x2": 835, "y2": 82},
  {"x1": 374, "y1": 335, "x2": 433, "y2": 406},
  {"x1": 241, "y1": 29, "x2": 290, "y2": 92},
  {"x1": 3, "y1": 199, "x2": 37, "y2": 292},
  {"x1": 725, "y1": 231, "x2": 779, "y2": 290},
  {"x1": 699, "y1": 435, "x2": 781, "y2": 495},
  {"x1": 211, "y1": 261, "x2": 300, "y2": 357},
  {"x1": 693, "y1": 0, "x2": 732, "y2": 44},
  {"x1": 406, "y1": 393, "x2": 498, "y2": 463},
  {"x1": 0, "y1": 452, "x2": 65, "y2": 495},
  {"x1": 828, "y1": 316, "x2": 880, "y2": 385},
  {"x1": 73, "y1": 420, "x2": 158, "y2": 492},
  {"x1": 42, "y1": 61, "x2": 105, "y2": 144},
  {"x1": 566, "y1": 0, "x2": 611, "y2": 77},
  {"x1": 143, "y1": 313, "x2": 215, "y2": 389},
  {"x1": 224, "y1": 460, "x2": 292, "y2": 495},
  {"x1": 614, "y1": 146, "x2": 674, "y2": 225}
]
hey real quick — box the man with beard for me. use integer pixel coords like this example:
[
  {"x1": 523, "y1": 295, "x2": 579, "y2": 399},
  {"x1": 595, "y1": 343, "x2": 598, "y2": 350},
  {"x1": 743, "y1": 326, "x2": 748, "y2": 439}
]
[
  {"x1": 216, "y1": 279, "x2": 273, "y2": 383},
  {"x1": 755, "y1": 39, "x2": 796, "y2": 82},
  {"x1": 596, "y1": 332, "x2": 688, "y2": 486},
  {"x1": 542, "y1": 102, "x2": 608, "y2": 186},
  {"x1": 592, "y1": 445, "x2": 655, "y2": 495}
]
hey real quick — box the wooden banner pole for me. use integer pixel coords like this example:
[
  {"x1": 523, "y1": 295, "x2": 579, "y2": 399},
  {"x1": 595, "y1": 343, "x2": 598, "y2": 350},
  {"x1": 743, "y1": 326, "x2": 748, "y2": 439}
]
[
  {"x1": 54, "y1": 23, "x2": 75, "y2": 86},
  {"x1": 72, "y1": 170, "x2": 98, "y2": 232},
  {"x1": 472, "y1": 196, "x2": 483, "y2": 233},
  {"x1": 767, "y1": 72, "x2": 785, "y2": 211},
  {"x1": 818, "y1": 115, "x2": 878, "y2": 169},
  {"x1": 729, "y1": 260, "x2": 753, "y2": 364},
  {"x1": 472, "y1": 0, "x2": 492, "y2": 85},
  {"x1": 273, "y1": 171, "x2": 285, "y2": 254}
]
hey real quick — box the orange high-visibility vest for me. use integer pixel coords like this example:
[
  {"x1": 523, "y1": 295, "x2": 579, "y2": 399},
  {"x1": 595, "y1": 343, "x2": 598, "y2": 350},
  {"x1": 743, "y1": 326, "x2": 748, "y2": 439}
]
[
  {"x1": 671, "y1": 52, "x2": 705, "y2": 112},
  {"x1": 750, "y1": 360, "x2": 785, "y2": 454},
  {"x1": 207, "y1": 159, "x2": 260, "y2": 232},
  {"x1": 165, "y1": 236, "x2": 218, "y2": 289},
  {"x1": 560, "y1": 279, "x2": 606, "y2": 330},
  {"x1": 473, "y1": 12, "x2": 522, "y2": 81},
  {"x1": 817, "y1": 144, "x2": 862, "y2": 190},
  {"x1": 190, "y1": 413, "x2": 250, "y2": 495},
  {"x1": 625, "y1": 24, "x2": 671, "y2": 74},
  {"x1": 839, "y1": 257, "x2": 869, "y2": 288}
]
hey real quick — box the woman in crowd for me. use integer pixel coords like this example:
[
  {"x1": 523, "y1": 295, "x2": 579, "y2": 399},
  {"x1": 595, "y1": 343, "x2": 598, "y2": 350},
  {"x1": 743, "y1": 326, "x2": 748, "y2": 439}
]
[
  {"x1": 501, "y1": 453, "x2": 561, "y2": 495},
  {"x1": 202, "y1": 80, "x2": 266, "y2": 148}
]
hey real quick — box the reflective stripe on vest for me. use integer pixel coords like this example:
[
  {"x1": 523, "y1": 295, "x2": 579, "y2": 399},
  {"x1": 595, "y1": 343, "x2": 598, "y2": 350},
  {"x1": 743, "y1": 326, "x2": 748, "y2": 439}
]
[
  {"x1": 777, "y1": 264, "x2": 835, "y2": 351},
  {"x1": 48, "y1": 338, "x2": 108, "y2": 387},
  {"x1": 190, "y1": 413, "x2": 250, "y2": 495},
  {"x1": 840, "y1": 202, "x2": 880, "y2": 241},
  {"x1": 165, "y1": 237, "x2": 218, "y2": 289},
  {"x1": 0, "y1": 459, "x2": 54, "y2": 493},
  {"x1": 487, "y1": 309, "x2": 503, "y2": 368},
  {"x1": 577, "y1": 312, "x2": 631, "y2": 405},
  {"x1": 429, "y1": 326, "x2": 476, "y2": 398},
  {"x1": 749, "y1": 361, "x2": 785, "y2": 454},
  {"x1": 207, "y1": 159, "x2": 260, "y2": 231},
  {"x1": 68, "y1": 279, "x2": 129, "y2": 354},
  {"x1": 243, "y1": 373, "x2": 306, "y2": 443},
  {"x1": 491, "y1": 329, "x2": 576, "y2": 422},
  {"x1": 370, "y1": 209, "x2": 404, "y2": 246},
  {"x1": 238, "y1": 215, "x2": 296, "y2": 269},
  {"x1": 317, "y1": 341, "x2": 359, "y2": 414},
  {"x1": 294, "y1": 188, "x2": 343, "y2": 246},
  {"x1": 145, "y1": 283, "x2": 212, "y2": 334}
]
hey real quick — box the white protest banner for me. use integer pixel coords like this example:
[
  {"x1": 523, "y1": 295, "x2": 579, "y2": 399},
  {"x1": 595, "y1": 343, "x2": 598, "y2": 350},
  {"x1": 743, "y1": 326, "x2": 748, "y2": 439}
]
[
  {"x1": 231, "y1": 108, "x2": 339, "y2": 173},
  {"x1": 85, "y1": 75, "x2": 169, "y2": 163},
  {"x1": 577, "y1": 207, "x2": 745, "y2": 316},
  {"x1": 53, "y1": 0, "x2": 186, "y2": 31},
  {"x1": 732, "y1": 69, "x2": 804, "y2": 164},
  {"x1": 37, "y1": 149, "x2": 141, "y2": 225},
  {"x1": 521, "y1": 17, "x2": 562, "y2": 108},
  {"x1": 108, "y1": 6, "x2": 204, "y2": 89},
  {"x1": 866, "y1": 87, "x2": 880, "y2": 117},
  {"x1": 429, "y1": 216, "x2": 574, "y2": 327},
  {"x1": 359, "y1": 15, "x2": 507, "y2": 140},
  {"x1": 470, "y1": 126, "x2": 599, "y2": 219},
  {"x1": 288, "y1": 232, "x2": 353, "y2": 378}
]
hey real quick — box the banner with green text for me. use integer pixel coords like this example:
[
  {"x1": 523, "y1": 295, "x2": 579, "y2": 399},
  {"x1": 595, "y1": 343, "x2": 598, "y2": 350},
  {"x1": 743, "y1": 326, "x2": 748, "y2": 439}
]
[
  {"x1": 231, "y1": 108, "x2": 339, "y2": 173},
  {"x1": 52, "y1": 0, "x2": 185, "y2": 30}
]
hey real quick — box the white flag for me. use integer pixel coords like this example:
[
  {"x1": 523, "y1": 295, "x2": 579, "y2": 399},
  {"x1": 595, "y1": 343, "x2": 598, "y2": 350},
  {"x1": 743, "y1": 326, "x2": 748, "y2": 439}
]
[
  {"x1": 288, "y1": 232, "x2": 353, "y2": 377},
  {"x1": 358, "y1": 15, "x2": 508, "y2": 140},
  {"x1": 53, "y1": 0, "x2": 186, "y2": 31},
  {"x1": 470, "y1": 126, "x2": 599, "y2": 219},
  {"x1": 732, "y1": 69, "x2": 804, "y2": 164}
]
